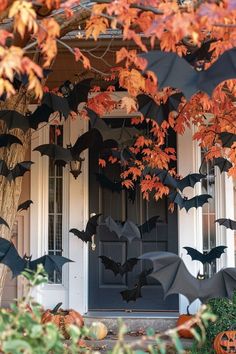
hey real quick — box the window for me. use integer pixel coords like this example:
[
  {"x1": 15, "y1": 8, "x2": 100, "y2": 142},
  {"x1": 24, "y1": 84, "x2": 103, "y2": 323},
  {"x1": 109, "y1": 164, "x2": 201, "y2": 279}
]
[{"x1": 48, "y1": 125, "x2": 63, "y2": 283}]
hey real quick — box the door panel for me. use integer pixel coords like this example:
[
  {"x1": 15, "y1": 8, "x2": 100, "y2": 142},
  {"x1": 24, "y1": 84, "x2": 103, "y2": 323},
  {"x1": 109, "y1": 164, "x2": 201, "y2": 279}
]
[{"x1": 89, "y1": 118, "x2": 178, "y2": 311}]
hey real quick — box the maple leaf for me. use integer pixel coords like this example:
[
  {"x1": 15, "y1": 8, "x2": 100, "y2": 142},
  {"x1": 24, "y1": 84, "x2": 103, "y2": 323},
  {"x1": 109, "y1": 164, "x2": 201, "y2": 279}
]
[
  {"x1": 86, "y1": 16, "x2": 109, "y2": 41},
  {"x1": 74, "y1": 48, "x2": 91, "y2": 69},
  {"x1": 120, "y1": 96, "x2": 137, "y2": 114},
  {"x1": 99, "y1": 158, "x2": 106, "y2": 168},
  {"x1": 9, "y1": 0, "x2": 38, "y2": 38},
  {"x1": 0, "y1": 0, "x2": 8, "y2": 12}
]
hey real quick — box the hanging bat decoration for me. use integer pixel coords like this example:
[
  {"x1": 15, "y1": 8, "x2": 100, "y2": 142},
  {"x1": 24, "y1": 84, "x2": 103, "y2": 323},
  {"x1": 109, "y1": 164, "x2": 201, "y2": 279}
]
[
  {"x1": 177, "y1": 173, "x2": 206, "y2": 192},
  {"x1": 140, "y1": 251, "x2": 236, "y2": 304},
  {"x1": 0, "y1": 237, "x2": 73, "y2": 278},
  {"x1": 99, "y1": 255, "x2": 139, "y2": 276},
  {"x1": 137, "y1": 93, "x2": 182, "y2": 125},
  {"x1": 183, "y1": 246, "x2": 227, "y2": 265},
  {"x1": 197, "y1": 272, "x2": 206, "y2": 280},
  {"x1": 69, "y1": 214, "x2": 101, "y2": 243},
  {"x1": 168, "y1": 191, "x2": 212, "y2": 211},
  {"x1": 0, "y1": 160, "x2": 34, "y2": 182},
  {"x1": 0, "y1": 217, "x2": 9, "y2": 229},
  {"x1": 138, "y1": 216, "x2": 160, "y2": 234},
  {"x1": 105, "y1": 216, "x2": 141, "y2": 243},
  {"x1": 215, "y1": 218, "x2": 236, "y2": 230},
  {"x1": 59, "y1": 79, "x2": 92, "y2": 112},
  {"x1": 219, "y1": 132, "x2": 236, "y2": 148},
  {"x1": 143, "y1": 167, "x2": 177, "y2": 188},
  {"x1": 0, "y1": 110, "x2": 31, "y2": 132},
  {"x1": 140, "y1": 48, "x2": 236, "y2": 100},
  {"x1": 120, "y1": 268, "x2": 153, "y2": 302},
  {"x1": 0, "y1": 134, "x2": 22, "y2": 148},
  {"x1": 213, "y1": 157, "x2": 232, "y2": 173},
  {"x1": 17, "y1": 200, "x2": 33, "y2": 212}
]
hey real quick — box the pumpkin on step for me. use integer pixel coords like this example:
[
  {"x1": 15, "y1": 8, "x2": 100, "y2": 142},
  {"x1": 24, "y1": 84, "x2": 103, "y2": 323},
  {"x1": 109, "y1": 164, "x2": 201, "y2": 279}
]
[
  {"x1": 176, "y1": 306, "x2": 194, "y2": 339},
  {"x1": 88, "y1": 322, "x2": 108, "y2": 340},
  {"x1": 213, "y1": 330, "x2": 236, "y2": 354},
  {"x1": 41, "y1": 302, "x2": 84, "y2": 339}
]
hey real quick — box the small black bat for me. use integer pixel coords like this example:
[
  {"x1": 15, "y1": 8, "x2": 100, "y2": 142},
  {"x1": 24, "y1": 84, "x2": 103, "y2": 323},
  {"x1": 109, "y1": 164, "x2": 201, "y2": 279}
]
[
  {"x1": 138, "y1": 216, "x2": 160, "y2": 234},
  {"x1": 214, "y1": 157, "x2": 232, "y2": 173},
  {"x1": 61, "y1": 79, "x2": 92, "y2": 112},
  {"x1": 0, "y1": 160, "x2": 34, "y2": 182},
  {"x1": 177, "y1": 173, "x2": 206, "y2": 191},
  {"x1": 168, "y1": 191, "x2": 212, "y2": 211},
  {"x1": 17, "y1": 200, "x2": 33, "y2": 212},
  {"x1": 99, "y1": 255, "x2": 139, "y2": 276},
  {"x1": 140, "y1": 48, "x2": 236, "y2": 100},
  {"x1": 215, "y1": 218, "x2": 236, "y2": 230},
  {"x1": 120, "y1": 268, "x2": 153, "y2": 302},
  {"x1": 0, "y1": 237, "x2": 73, "y2": 278},
  {"x1": 105, "y1": 216, "x2": 141, "y2": 243},
  {"x1": 143, "y1": 167, "x2": 177, "y2": 188},
  {"x1": 219, "y1": 132, "x2": 236, "y2": 148},
  {"x1": 0, "y1": 110, "x2": 30, "y2": 132},
  {"x1": 69, "y1": 214, "x2": 101, "y2": 243},
  {"x1": 0, "y1": 134, "x2": 22, "y2": 148},
  {"x1": 0, "y1": 217, "x2": 9, "y2": 228},
  {"x1": 184, "y1": 246, "x2": 227, "y2": 264}
]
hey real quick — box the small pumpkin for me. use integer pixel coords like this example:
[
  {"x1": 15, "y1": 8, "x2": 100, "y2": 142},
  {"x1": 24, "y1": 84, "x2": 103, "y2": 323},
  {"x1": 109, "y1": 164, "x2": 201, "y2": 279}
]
[
  {"x1": 176, "y1": 306, "x2": 194, "y2": 339},
  {"x1": 88, "y1": 321, "x2": 108, "y2": 340},
  {"x1": 41, "y1": 302, "x2": 84, "y2": 339},
  {"x1": 213, "y1": 330, "x2": 236, "y2": 354}
]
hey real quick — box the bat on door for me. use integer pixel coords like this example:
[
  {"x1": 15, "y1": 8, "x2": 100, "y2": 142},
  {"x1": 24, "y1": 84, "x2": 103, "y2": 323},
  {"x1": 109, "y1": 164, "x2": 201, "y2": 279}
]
[
  {"x1": 105, "y1": 216, "x2": 141, "y2": 243},
  {"x1": 69, "y1": 214, "x2": 101, "y2": 243},
  {"x1": 99, "y1": 255, "x2": 139, "y2": 276},
  {"x1": 215, "y1": 218, "x2": 236, "y2": 230},
  {"x1": 0, "y1": 134, "x2": 22, "y2": 148},
  {"x1": 17, "y1": 200, "x2": 33, "y2": 212},
  {"x1": 140, "y1": 48, "x2": 236, "y2": 100},
  {"x1": 0, "y1": 217, "x2": 9, "y2": 228},
  {"x1": 120, "y1": 268, "x2": 153, "y2": 302},
  {"x1": 140, "y1": 251, "x2": 236, "y2": 304},
  {"x1": 0, "y1": 237, "x2": 73, "y2": 278},
  {"x1": 168, "y1": 191, "x2": 212, "y2": 211},
  {"x1": 0, "y1": 160, "x2": 34, "y2": 182},
  {"x1": 183, "y1": 246, "x2": 227, "y2": 264},
  {"x1": 177, "y1": 173, "x2": 206, "y2": 192}
]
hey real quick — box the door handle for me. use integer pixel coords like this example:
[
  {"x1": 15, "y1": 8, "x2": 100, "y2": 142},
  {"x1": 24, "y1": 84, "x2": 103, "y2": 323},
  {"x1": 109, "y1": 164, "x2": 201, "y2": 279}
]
[{"x1": 90, "y1": 213, "x2": 97, "y2": 251}]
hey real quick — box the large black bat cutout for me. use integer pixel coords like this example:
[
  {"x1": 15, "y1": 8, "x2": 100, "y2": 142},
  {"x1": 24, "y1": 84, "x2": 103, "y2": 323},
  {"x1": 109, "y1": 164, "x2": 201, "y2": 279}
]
[
  {"x1": 184, "y1": 246, "x2": 227, "y2": 265},
  {"x1": 0, "y1": 217, "x2": 9, "y2": 229},
  {"x1": 215, "y1": 218, "x2": 236, "y2": 230},
  {"x1": 0, "y1": 134, "x2": 22, "y2": 148},
  {"x1": 105, "y1": 216, "x2": 141, "y2": 243},
  {"x1": 140, "y1": 251, "x2": 236, "y2": 304},
  {"x1": 69, "y1": 214, "x2": 101, "y2": 243},
  {"x1": 120, "y1": 268, "x2": 153, "y2": 302},
  {"x1": 140, "y1": 48, "x2": 236, "y2": 100},
  {"x1": 0, "y1": 237, "x2": 73, "y2": 278},
  {"x1": 168, "y1": 191, "x2": 212, "y2": 211},
  {"x1": 213, "y1": 157, "x2": 232, "y2": 173},
  {"x1": 0, "y1": 160, "x2": 34, "y2": 182},
  {"x1": 219, "y1": 132, "x2": 236, "y2": 148},
  {"x1": 99, "y1": 255, "x2": 139, "y2": 276},
  {"x1": 60, "y1": 79, "x2": 92, "y2": 112},
  {"x1": 143, "y1": 167, "x2": 177, "y2": 188},
  {"x1": 177, "y1": 173, "x2": 206, "y2": 192},
  {"x1": 17, "y1": 200, "x2": 33, "y2": 212}
]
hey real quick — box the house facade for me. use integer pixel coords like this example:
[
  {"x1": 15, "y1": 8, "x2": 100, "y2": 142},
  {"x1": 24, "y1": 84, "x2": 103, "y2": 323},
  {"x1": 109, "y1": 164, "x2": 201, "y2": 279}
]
[{"x1": 2, "y1": 40, "x2": 236, "y2": 315}]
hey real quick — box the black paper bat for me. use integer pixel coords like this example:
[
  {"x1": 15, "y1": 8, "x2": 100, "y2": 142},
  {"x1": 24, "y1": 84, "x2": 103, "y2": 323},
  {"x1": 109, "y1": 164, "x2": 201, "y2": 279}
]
[
  {"x1": 168, "y1": 191, "x2": 212, "y2": 211},
  {"x1": 185, "y1": 40, "x2": 214, "y2": 64},
  {"x1": 143, "y1": 167, "x2": 177, "y2": 188},
  {"x1": 69, "y1": 214, "x2": 101, "y2": 243},
  {"x1": 137, "y1": 93, "x2": 182, "y2": 125},
  {"x1": 42, "y1": 92, "x2": 70, "y2": 118},
  {"x1": 0, "y1": 237, "x2": 73, "y2": 278},
  {"x1": 99, "y1": 255, "x2": 139, "y2": 276},
  {"x1": 140, "y1": 48, "x2": 236, "y2": 100},
  {"x1": 28, "y1": 104, "x2": 54, "y2": 130},
  {"x1": 0, "y1": 110, "x2": 30, "y2": 132},
  {"x1": 140, "y1": 251, "x2": 236, "y2": 304},
  {"x1": 184, "y1": 246, "x2": 227, "y2": 264},
  {"x1": 105, "y1": 216, "x2": 141, "y2": 243},
  {"x1": 0, "y1": 160, "x2": 34, "y2": 182},
  {"x1": 0, "y1": 217, "x2": 9, "y2": 228},
  {"x1": 17, "y1": 200, "x2": 33, "y2": 212},
  {"x1": 138, "y1": 216, "x2": 160, "y2": 234},
  {"x1": 177, "y1": 173, "x2": 206, "y2": 192},
  {"x1": 213, "y1": 157, "x2": 232, "y2": 173},
  {"x1": 60, "y1": 79, "x2": 92, "y2": 112},
  {"x1": 215, "y1": 218, "x2": 236, "y2": 230},
  {"x1": 95, "y1": 173, "x2": 122, "y2": 193},
  {"x1": 111, "y1": 147, "x2": 136, "y2": 163},
  {"x1": 219, "y1": 132, "x2": 236, "y2": 148},
  {"x1": 34, "y1": 129, "x2": 102, "y2": 166},
  {"x1": 0, "y1": 134, "x2": 22, "y2": 148},
  {"x1": 120, "y1": 268, "x2": 153, "y2": 302}
]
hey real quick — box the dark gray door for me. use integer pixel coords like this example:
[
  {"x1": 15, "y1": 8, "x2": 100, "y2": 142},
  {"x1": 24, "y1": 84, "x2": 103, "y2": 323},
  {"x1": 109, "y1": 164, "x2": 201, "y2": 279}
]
[{"x1": 89, "y1": 119, "x2": 178, "y2": 311}]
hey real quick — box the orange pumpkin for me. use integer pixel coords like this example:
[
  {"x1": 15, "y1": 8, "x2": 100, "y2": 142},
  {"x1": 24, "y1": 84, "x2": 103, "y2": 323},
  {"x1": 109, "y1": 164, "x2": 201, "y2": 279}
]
[
  {"x1": 213, "y1": 331, "x2": 236, "y2": 354},
  {"x1": 176, "y1": 306, "x2": 194, "y2": 339},
  {"x1": 41, "y1": 302, "x2": 84, "y2": 339}
]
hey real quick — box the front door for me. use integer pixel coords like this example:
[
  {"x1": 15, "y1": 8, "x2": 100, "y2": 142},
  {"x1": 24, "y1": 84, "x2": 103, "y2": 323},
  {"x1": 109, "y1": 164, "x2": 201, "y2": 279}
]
[{"x1": 89, "y1": 118, "x2": 178, "y2": 311}]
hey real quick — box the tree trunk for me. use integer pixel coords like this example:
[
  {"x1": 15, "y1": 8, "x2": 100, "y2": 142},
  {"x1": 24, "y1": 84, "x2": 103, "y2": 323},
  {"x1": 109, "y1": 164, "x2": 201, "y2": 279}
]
[{"x1": 0, "y1": 90, "x2": 30, "y2": 303}]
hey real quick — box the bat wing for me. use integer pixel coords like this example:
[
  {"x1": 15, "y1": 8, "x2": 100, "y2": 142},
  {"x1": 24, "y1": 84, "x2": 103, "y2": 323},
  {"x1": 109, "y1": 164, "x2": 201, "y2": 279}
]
[
  {"x1": 138, "y1": 268, "x2": 153, "y2": 287},
  {"x1": 182, "y1": 194, "x2": 212, "y2": 212},
  {"x1": 219, "y1": 132, "x2": 236, "y2": 148},
  {"x1": 42, "y1": 93, "x2": 70, "y2": 118},
  {"x1": 137, "y1": 94, "x2": 166, "y2": 125},
  {"x1": 30, "y1": 255, "x2": 73, "y2": 276},
  {"x1": 140, "y1": 51, "x2": 198, "y2": 100},
  {"x1": 120, "y1": 285, "x2": 142, "y2": 302},
  {"x1": 177, "y1": 173, "x2": 206, "y2": 191},
  {"x1": 121, "y1": 220, "x2": 141, "y2": 243},
  {"x1": 8, "y1": 161, "x2": 34, "y2": 182},
  {"x1": 215, "y1": 218, "x2": 236, "y2": 230},
  {"x1": 0, "y1": 134, "x2": 22, "y2": 148},
  {"x1": 95, "y1": 173, "x2": 122, "y2": 193},
  {"x1": 139, "y1": 216, "x2": 160, "y2": 234},
  {"x1": 0, "y1": 160, "x2": 9, "y2": 178},
  {"x1": 214, "y1": 157, "x2": 232, "y2": 173},
  {"x1": 0, "y1": 216, "x2": 9, "y2": 228},
  {"x1": 0, "y1": 110, "x2": 29, "y2": 132},
  {"x1": 33, "y1": 144, "x2": 72, "y2": 162},
  {"x1": 29, "y1": 104, "x2": 54, "y2": 130},
  {"x1": 86, "y1": 108, "x2": 108, "y2": 132},
  {"x1": 199, "y1": 47, "x2": 236, "y2": 97},
  {"x1": 105, "y1": 216, "x2": 122, "y2": 238},
  {"x1": 120, "y1": 258, "x2": 139, "y2": 276},
  {"x1": 155, "y1": 169, "x2": 177, "y2": 188},
  {"x1": 206, "y1": 246, "x2": 227, "y2": 264},
  {"x1": 168, "y1": 191, "x2": 184, "y2": 208},
  {"x1": 183, "y1": 247, "x2": 205, "y2": 264},
  {"x1": 99, "y1": 255, "x2": 120, "y2": 276},
  {"x1": 85, "y1": 214, "x2": 101, "y2": 236},
  {"x1": 67, "y1": 79, "x2": 92, "y2": 111},
  {"x1": 71, "y1": 129, "x2": 103, "y2": 158},
  {"x1": 0, "y1": 237, "x2": 25, "y2": 277},
  {"x1": 17, "y1": 200, "x2": 33, "y2": 212},
  {"x1": 69, "y1": 228, "x2": 91, "y2": 242}
]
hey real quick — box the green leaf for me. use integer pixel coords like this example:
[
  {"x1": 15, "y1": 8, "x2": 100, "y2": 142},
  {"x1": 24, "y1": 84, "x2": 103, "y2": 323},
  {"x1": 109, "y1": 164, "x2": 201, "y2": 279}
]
[
  {"x1": 146, "y1": 327, "x2": 155, "y2": 337},
  {"x1": 3, "y1": 339, "x2": 32, "y2": 354}
]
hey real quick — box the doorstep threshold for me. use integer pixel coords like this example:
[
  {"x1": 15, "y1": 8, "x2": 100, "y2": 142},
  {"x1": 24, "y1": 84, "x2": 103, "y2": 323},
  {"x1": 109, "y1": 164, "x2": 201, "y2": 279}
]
[{"x1": 84, "y1": 311, "x2": 179, "y2": 318}]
